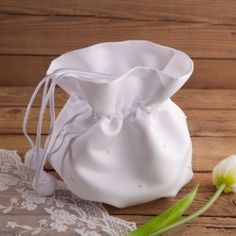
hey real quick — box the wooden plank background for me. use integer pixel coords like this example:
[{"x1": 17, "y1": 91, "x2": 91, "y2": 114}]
[
  {"x1": 0, "y1": 1, "x2": 236, "y2": 235},
  {"x1": 0, "y1": 0, "x2": 235, "y2": 88}
]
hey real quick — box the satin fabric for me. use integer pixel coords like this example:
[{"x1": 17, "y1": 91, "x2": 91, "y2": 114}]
[{"x1": 40, "y1": 41, "x2": 194, "y2": 207}]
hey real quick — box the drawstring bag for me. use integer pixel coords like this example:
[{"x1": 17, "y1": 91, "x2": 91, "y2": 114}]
[{"x1": 23, "y1": 40, "x2": 194, "y2": 208}]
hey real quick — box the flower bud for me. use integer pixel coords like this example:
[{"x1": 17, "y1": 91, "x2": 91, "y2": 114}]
[{"x1": 213, "y1": 155, "x2": 236, "y2": 193}]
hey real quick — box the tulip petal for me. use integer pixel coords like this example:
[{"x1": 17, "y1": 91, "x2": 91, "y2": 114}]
[{"x1": 213, "y1": 155, "x2": 236, "y2": 193}]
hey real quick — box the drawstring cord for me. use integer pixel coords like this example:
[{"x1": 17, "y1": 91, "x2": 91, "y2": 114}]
[
  {"x1": 23, "y1": 74, "x2": 52, "y2": 149},
  {"x1": 23, "y1": 68, "x2": 115, "y2": 195},
  {"x1": 34, "y1": 72, "x2": 70, "y2": 192}
]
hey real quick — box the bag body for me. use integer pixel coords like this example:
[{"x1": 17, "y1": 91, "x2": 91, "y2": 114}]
[{"x1": 24, "y1": 40, "x2": 194, "y2": 208}]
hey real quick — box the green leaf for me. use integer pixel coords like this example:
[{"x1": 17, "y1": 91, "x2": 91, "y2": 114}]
[
  {"x1": 127, "y1": 184, "x2": 199, "y2": 236},
  {"x1": 151, "y1": 183, "x2": 225, "y2": 236}
]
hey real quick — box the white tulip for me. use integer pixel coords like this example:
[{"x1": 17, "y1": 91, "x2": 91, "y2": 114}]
[
  {"x1": 213, "y1": 155, "x2": 236, "y2": 193},
  {"x1": 129, "y1": 156, "x2": 236, "y2": 236}
]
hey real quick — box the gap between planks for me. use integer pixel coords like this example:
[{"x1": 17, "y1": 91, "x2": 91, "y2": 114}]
[
  {"x1": 0, "y1": 0, "x2": 235, "y2": 24},
  {"x1": 0, "y1": 170, "x2": 235, "y2": 218},
  {"x1": 0, "y1": 87, "x2": 236, "y2": 109},
  {"x1": 1, "y1": 107, "x2": 236, "y2": 137},
  {"x1": 0, "y1": 14, "x2": 235, "y2": 58},
  {"x1": 1, "y1": 88, "x2": 236, "y2": 138},
  {"x1": 1, "y1": 59, "x2": 236, "y2": 88},
  {"x1": 118, "y1": 215, "x2": 236, "y2": 236},
  {"x1": 0, "y1": 135, "x2": 235, "y2": 172},
  {"x1": 0, "y1": 87, "x2": 235, "y2": 232}
]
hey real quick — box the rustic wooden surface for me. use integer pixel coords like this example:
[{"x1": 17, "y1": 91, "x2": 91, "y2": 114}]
[
  {"x1": 1, "y1": 57, "x2": 236, "y2": 88},
  {"x1": 0, "y1": 1, "x2": 236, "y2": 89},
  {"x1": 0, "y1": 87, "x2": 235, "y2": 235},
  {"x1": 0, "y1": 0, "x2": 236, "y2": 235}
]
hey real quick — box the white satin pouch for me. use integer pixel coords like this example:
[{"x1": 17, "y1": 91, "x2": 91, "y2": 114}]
[{"x1": 23, "y1": 40, "x2": 194, "y2": 208}]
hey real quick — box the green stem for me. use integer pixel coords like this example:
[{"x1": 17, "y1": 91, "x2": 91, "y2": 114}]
[{"x1": 151, "y1": 183, "x2": 225, "y2": 236}]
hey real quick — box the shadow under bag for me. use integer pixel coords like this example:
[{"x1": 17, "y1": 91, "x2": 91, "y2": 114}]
[{"x1": 23, "y1": 40, "x2": 194, "y2": 208}]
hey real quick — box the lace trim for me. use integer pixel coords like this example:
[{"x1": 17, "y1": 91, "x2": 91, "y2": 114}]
[{"x1": 0, "y1": 149, "x2": 136, "y2": 235}]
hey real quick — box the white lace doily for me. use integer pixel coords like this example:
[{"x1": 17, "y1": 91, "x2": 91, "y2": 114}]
[{"x1": 0, "y1": 149, "x2": 136, "y2": 236}]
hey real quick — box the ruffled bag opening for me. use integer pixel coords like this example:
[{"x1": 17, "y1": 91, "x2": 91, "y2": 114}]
[{"x1": 47, "y1": 40, "x2": 193, "y2": 116}]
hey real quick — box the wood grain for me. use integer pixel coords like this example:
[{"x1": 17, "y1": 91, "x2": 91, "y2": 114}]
[
  {"x1": 0, "y1": 215, "x2": 235, "y2": 236},
  {"x1": 1, "y1": 57, "x2": 236, "y2": 88},
  {"x1": 106, "y1": 188, "x2": 236, "y2": 217},
  {"x1": 0, "y1": 87, "x2": 68, "y2": 107},
  {"x1": 1, "y1": 135, "x2": 234, "y2": 172},
  {"x1": 120, "y1": 215, "x2": 236, "y2": 228},
  {"x1": 0, "y1": 1, "x2": 235, "y2": 234},
  {"x1": 43, "y1": 166, "x2": 236, "y2": 193},
  {"x1": 186, "y1": 109, "x2": 236, "y2": 137},
  {"x1": 121, "y1": 216, "x2": 236, "y2": 236},
  {"x1": 0, "y1": 14, "x2": 235, "y2": 58},
  {"x1": 186, "y1": 59, "x2": 236, "y2": 89},
  {"x1": 0, "y1": 170, "x2": 235, "y2": 218},
  {"x1": 174, "y1": 89, "x2": 236, "y2": 109},
  {"x1": 1, "y1": 107, "x2": 236, "y2": 136},
  {"x1": 0, "y1": 55, "x2": 55, "y2": 87},
  {"x1": 0, "y1": 0, "x2": 235, "y2": 24},
  {"x1": 1, "y1": 88, "x2": 236, "y2": 136},
  {"x1": 36, "y1": 171, "x2": 236, "y2": 217},
  {"x1": 0, "y1": 87, "x2": 235, "y2": 234},
  {"x1": 1, "y1": 88, "x2": 236, "y2": 109}
]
